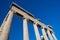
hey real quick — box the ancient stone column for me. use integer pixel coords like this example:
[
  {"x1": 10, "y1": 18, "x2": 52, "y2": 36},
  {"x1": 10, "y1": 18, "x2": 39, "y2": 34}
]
[
  {"x1": 47, "y1": 30, "x2": 54, "y2": 40},
  {"x1": 52, "y1": 33, "x2": 57, "y2": 40},
  {"x1": 33, "y1": 23, "x2": 41, "y2": 40},
  {"x1": 0, "y1": 11, "x2": 11, "y2": 31},
  {"x1": 42, "y1": 28, "x2": 48, "y2": 40},
  {"x1": 0, "y1": 10, "x2": 14, "y2": 40},
  {"x1": 23, "y1": 18, "x2": 29, "y2": 40}
]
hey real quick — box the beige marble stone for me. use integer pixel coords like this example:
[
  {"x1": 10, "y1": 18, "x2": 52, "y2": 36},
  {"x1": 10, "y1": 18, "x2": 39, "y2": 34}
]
[
  {"x1": 23, "y1": 19, "x2": 29, "y2": 40},
  {"x1": 0, "y1": 10, "x2": 14, "y2": 40},
  {"x1": 33, "y1": 24, "x2": 41, "y2": 40},
  {"x1": 42, "y1": 28, "x2": 48, "y2": 40}
]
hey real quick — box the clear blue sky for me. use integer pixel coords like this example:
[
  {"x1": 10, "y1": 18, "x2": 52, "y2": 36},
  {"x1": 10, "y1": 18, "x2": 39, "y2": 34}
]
[{"x1": 0, "y1": 0, "x2": 60, "y2": 40}]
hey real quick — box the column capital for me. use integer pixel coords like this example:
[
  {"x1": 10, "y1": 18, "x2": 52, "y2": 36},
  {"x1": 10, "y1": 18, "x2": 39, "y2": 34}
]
[
  {"x1": 11, "y1": 7, "x2": 16, "y2": 14},
  {"x1": 34, "y1": 19, "x2": 39, "y2": 25},
  {"x1": 23, "y1": 17, "x2": 29, "y2": 20}
]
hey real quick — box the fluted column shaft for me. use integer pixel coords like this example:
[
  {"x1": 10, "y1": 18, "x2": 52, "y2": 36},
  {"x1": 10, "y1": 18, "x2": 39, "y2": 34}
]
[
  {"x1": 23, "y1": 18, "x2": 29, "y2": 40},
  {"x1": 0, "y1": 10, "x2": 14, "y2": 40},
  {"x1": 33, "y1": 24, "x2": 41, "y2": 40},
  {"x1": 42, "y1": 28, "x2": 48, "y2": 40}
]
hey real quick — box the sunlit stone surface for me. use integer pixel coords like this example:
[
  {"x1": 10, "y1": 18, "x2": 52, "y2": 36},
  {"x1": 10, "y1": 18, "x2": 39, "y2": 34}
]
[{"x1": 0, "y1": 2, "x2": 57, "y2": 40}]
